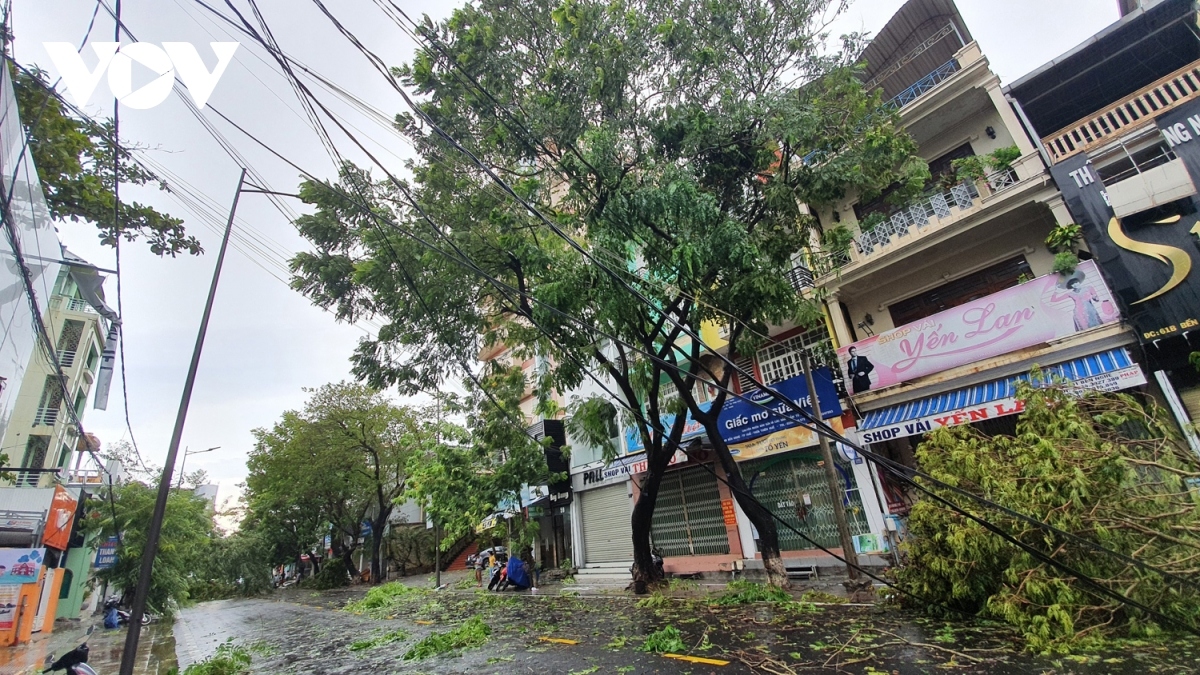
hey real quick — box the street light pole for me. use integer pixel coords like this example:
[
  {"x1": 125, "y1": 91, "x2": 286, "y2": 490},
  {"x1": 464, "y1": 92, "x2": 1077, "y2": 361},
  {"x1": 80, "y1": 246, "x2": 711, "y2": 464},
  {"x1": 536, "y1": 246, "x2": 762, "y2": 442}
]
[
  {"x1": 177, "y1": 446, "x2": 220, "y2": 489},
  {"x1": 119, "y1": 169, "x2": 246, "y2": 675}
]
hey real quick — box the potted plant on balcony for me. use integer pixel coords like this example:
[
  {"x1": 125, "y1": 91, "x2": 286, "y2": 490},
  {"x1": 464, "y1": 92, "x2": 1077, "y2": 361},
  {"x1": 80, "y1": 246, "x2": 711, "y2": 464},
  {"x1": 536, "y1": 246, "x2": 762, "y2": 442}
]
[
  {"x1": 950, "y1": 145, "x2": 1021, "y2": 190},
  {"x1": 1045, "y1": 223, "x2": 1084, "y2": 275}
]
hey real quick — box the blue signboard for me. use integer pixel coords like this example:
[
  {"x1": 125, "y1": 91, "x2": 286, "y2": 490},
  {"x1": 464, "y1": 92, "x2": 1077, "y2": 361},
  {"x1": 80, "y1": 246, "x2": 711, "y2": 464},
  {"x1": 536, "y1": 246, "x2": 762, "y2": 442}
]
[
  {"x1": 624, "y1": 400, "x2": 712, "y2": 454},
  {"x1": 93, "y1": 537, "x2": 118, "y2": 569},
  {"x1": 717, "y1": 368, "x2": 842, "y2": 445}
]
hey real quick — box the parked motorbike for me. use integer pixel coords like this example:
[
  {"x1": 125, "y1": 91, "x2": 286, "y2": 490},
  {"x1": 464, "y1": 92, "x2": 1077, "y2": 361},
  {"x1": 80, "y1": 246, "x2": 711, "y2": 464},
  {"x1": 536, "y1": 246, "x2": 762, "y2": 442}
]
[
  {"x1": 44, "y1": 626, "x2": 99, "y2": 674},
  {"x1": 104, "y1": 596, "x2": 151, "y2": 628}
]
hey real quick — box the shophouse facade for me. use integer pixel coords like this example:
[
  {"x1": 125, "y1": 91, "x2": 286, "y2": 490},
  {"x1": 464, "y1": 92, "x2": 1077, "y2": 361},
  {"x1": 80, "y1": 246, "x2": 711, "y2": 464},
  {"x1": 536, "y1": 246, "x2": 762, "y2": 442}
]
[
  {"x1": 565, "y1": 0, "x2": 1159, "y2": 580},
  {"x1": 1006, "y1": 0, "x2": 1200, "y2": 452}
]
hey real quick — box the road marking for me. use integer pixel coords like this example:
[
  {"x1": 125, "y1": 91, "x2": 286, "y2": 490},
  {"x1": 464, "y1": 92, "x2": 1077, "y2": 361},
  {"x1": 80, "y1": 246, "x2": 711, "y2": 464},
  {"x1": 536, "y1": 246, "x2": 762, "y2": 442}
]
[
  {"x1": 664, "y1": 654, "x2": 730, "y2": 666},
  {"x1": 538, "y1": 637, "x2": 580, "y2": 644},
  {"x1": 414, "y1": 620, "x2": 434, "y2": 625}
]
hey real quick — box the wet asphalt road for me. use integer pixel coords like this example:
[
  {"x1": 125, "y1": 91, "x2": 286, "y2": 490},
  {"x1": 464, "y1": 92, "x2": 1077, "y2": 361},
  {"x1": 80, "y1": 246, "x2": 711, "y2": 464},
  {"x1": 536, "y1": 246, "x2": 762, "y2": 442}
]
[{"x1": 167, "y1": 576, "x2": 1200, "y2": 675}]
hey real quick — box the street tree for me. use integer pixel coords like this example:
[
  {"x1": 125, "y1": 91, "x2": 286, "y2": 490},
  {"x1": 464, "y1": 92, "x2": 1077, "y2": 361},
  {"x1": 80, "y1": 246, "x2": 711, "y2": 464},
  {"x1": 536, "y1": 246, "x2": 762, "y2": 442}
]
[
  {"x1": 290, "y1": 0, "x2": 921, "y2": 588},
  {"x1": 247, "y1": 382, "x2": 420, "y2": 583},
  {"x1": 94, "y1": 481, "x2": 214, "y2": 615},
  {"x1": 403, "y1": 367, "x2": 555, "y2": 555},
  {"x1": 10, "y1": 65, "x2": 200, "y2": 256}
]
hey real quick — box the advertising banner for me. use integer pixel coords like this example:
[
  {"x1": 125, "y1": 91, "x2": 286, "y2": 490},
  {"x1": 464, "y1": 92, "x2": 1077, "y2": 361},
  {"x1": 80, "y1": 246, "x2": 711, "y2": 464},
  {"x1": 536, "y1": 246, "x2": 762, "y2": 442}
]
[
  {"x1": 571, "y1": 449, "x2": 688, "y2": 491},
  {"x1": 93, "y1": 537, "x2": 118, "y2": 569},
  {"x1": 836, "y1": 261, "x2": 1119, "y2": 394},
  {"x1": 624, "y1": 400, "x2": 711, "y2": 454},
  {"x1": 717, "y1": 367, "x2": 842, "y2": 446},
  {"x1": 727, "y1": 415, "x2": 845, "y2": 461},
  {"x1": 1048, "y1": 96, "x2": 1200, "y2": 348},
  {"x1": 0, "y1": 586, "x2": 18, "y2": 629},
  {"x1": 0, "y1": 548, "x2": 44, "y2": 585},
  {"x1": 859, "y1": 364, "x2": 1147, "y2": 443},
  {"x1": 41, "y1": 486, "x2": 78, "y2": 551}
]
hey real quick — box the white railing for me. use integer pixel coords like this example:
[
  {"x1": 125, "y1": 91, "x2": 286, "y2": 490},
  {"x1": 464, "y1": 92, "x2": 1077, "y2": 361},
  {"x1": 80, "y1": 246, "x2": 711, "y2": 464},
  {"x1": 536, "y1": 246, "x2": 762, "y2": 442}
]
[
  {"x1": 853, "y1": 168, "x2": 1020, "y2": 260},
  {"x1": 33, "y1": 406, "x2": 59, "y2": 426},
  {"x1": 53, "y1": 295, "x2": 96, "y2": 314},
  {"x1": 1042, "y1": 59, "x2": 1200, "y2": 164}
]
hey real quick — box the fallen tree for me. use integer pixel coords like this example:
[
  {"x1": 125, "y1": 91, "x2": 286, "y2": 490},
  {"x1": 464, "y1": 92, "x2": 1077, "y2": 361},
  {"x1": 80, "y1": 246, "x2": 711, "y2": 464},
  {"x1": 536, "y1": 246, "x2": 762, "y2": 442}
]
[{"x1": 896, "y1": 380, "x2": 1200, "y2": 652}]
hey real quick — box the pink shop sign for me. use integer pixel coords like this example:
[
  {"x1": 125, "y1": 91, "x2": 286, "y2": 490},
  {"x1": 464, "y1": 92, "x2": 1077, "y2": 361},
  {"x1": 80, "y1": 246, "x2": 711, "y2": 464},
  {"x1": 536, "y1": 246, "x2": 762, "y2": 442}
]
[{"x1": 837, "y1": 261, "x2": 1119, "y2": 395}]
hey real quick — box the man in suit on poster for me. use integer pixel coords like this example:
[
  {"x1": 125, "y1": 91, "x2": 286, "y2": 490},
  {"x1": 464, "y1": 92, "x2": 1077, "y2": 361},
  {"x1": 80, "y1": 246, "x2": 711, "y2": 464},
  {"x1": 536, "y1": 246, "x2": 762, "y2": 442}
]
[{"x1": 847, "y1": 347, "x2": 874, "y2": 394}]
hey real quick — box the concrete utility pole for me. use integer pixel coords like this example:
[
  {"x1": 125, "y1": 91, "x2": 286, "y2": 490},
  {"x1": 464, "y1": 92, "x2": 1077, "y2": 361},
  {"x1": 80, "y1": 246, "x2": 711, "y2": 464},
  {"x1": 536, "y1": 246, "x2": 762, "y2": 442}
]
[
  {"x1": 119, "y1": 169, "x2": 246, "y2": 675},
  {"x1": 800, "y1": 352, "x2": 861, "y2": 582}
]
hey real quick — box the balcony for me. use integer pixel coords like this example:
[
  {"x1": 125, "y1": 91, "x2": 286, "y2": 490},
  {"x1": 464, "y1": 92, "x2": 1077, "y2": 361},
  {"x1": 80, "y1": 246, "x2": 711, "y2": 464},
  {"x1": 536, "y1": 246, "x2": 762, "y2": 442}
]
[
  {"x1": 52, "y1": 294, "x2": 96, "y2": 314},
  {"x1": 1041, "y1": 59, "x2": 1200, "y2": 164},
  {"x1": 33, "y1": 406, "x2": 60, "y2": 427},
  {"x1": 885, "y1": 59, "x2": 960, "y2": 111},
  {"x1": 853, "y1": 168, "x2": 1018, "y2": 258}
]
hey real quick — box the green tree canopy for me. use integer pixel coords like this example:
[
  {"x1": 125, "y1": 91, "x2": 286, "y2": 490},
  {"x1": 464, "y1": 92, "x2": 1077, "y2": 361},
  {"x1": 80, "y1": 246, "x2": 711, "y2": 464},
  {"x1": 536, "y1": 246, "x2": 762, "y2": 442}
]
[{"x1": 290, "y1": 0, "x2": 922, "y2": 587}]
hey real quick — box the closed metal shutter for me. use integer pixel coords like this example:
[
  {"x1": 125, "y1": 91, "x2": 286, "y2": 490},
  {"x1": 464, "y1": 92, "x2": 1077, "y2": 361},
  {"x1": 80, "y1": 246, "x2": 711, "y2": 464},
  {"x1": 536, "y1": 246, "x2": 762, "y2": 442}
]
[
  {"x1": 581, "y1": 483, "x2": 634, "y2": 564},
  {"x1": 744, "y1": 454, "x2": 870, "y2": 551},
  {"x1": 651, "y1": 466, "x2": 731, "y2": 557}
]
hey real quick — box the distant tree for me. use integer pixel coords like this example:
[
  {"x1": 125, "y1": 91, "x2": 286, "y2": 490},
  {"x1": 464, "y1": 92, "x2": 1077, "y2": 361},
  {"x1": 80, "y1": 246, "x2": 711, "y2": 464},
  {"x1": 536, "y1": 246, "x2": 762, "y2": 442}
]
[
  {"x1": 95, "y1": 482, "x2": 213, "y2": 615},
  {"x1": 246, "y1": 382, "x2": 422, "y2": 584}
]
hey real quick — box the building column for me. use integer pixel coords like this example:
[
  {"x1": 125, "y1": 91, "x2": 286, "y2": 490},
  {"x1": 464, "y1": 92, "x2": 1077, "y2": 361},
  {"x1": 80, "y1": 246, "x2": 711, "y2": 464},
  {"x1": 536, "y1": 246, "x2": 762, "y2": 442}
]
[
  {"x1": 824, "y1": 295, "x2": 854, "y2": 348},
  {"x1": 986, "y1": 81, "x2": 1038, "y2": 157},
  {"x1": 1043, "y1": 195, "x2": 1075, "y2": 227}
]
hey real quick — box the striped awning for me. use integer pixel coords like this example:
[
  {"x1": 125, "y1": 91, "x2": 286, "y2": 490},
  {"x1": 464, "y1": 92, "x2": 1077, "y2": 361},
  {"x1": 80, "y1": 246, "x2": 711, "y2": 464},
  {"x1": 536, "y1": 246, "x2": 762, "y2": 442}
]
[{"x1": 859, "y1": 348, "x2": 1136, "y2": 431}]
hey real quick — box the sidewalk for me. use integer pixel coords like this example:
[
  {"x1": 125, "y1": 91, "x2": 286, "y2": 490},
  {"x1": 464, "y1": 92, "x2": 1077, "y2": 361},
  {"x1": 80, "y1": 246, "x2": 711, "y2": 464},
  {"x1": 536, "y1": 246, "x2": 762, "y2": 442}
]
[{"x1": 0, "y1": 618, "x2": 177, "y2": 675}]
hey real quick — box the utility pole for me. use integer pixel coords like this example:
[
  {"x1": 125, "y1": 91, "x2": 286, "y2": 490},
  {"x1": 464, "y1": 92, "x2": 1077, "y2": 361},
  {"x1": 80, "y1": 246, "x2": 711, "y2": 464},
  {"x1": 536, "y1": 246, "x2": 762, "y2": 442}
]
[
  {"x1": 800, "y1": 352, "x2": 861, "y2": 583},
  {"x1": 119, "y1": 169, "x2": 246, "y2": 675}
]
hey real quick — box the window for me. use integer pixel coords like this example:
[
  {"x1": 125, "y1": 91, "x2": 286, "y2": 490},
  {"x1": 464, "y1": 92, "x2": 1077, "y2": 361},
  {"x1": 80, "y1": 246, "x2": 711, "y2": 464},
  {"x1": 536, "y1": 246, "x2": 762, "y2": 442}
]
[
  {"x1": 1093, "y1": 132, "x2": 1176, "y2": 185},
  {"x1": 86, "y1": 345, "x2": 99, "y2": 372},
  {"x1": 19, "y1": 435, "x2": 51, "y2": 486},
  {"x1": 74, "y1": 388, "x2": 87, "y2": 418},
  {"x1": 889, "y1": 256, "x2": 1032, "y2": 326},
  {"x1": 755, "y1": 329, "x2": 836, "y2": 386},
  {"x1": 57, "y1": 320, "x2": 84, "y2": 353},
  {"x1": 58, "y1": 443, "x2": 73, "y2": 469}
]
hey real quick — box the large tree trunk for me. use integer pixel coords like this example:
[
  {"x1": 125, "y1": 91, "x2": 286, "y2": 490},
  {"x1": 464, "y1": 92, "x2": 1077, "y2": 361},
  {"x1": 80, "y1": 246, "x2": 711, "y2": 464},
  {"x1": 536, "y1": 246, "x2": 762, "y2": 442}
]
[
  {"x1": 710, "y1": 437, "x2": 790, "y2": 588},
  {"x1": 369, "y1": 509, "x2": 390, "y2": 585},
  {"x1": 630, "y1": 446, "x2": 675, "y2": 594}
]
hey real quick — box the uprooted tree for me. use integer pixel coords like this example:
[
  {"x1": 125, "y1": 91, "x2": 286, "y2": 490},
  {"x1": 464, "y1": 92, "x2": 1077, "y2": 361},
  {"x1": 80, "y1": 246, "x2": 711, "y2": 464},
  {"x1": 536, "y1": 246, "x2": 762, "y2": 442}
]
[
  {"x1": 897, "y1": 381, "x2": 1200, "y2": 652},
  {"x1": 289, "y1": 0, "x2": 922, "y2": 589}
]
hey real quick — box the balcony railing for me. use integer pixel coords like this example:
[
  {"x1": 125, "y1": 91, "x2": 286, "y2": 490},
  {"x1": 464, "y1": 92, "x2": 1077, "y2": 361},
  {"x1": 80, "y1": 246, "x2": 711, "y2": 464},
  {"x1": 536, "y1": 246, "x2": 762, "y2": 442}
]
[
  {"x1": 33, "y1": 406, "x2": 60, "y2": 426},
  {"x1": 52, "y1": 295, "x2": 97, "y2": 314},
  {"x1": 785, "y1": 264, "x2": 815, "y2": 292},
  {"x1": 885, "y1": 59, "x2": 960, "y2": 110},
  {"x1": 58, "y1": 350, "x2": 76, "y2": 368},
  {"x1": 1041, "y1": 59, "x2": 1200, "y2": 164},
  {"x1": 855, "y1": 168, "x2": 1017, "y2": 257}
]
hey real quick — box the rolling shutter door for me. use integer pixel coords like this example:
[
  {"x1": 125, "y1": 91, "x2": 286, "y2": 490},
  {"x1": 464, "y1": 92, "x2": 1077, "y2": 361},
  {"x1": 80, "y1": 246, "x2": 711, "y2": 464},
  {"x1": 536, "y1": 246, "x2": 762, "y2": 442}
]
[
  {"x1": 744, "y1": 455, "x2": 870, "y2": 551},
  {"x1": 651, "y1": 466, "x2": 731, "y2": 557},
  {"x1": 581, "y1": 483, "x2": 634, "y2": 564}
]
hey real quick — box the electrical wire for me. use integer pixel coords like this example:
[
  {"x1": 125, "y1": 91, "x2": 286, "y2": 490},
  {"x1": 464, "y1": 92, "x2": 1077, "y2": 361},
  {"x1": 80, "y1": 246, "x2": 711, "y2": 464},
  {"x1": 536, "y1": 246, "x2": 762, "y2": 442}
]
[
  {"x1": 86, "y1": 0, "x2": 1200, "y2": 632},
  {"x1": 257, "y1": 0, "x2": 1200, "y2": 604}
]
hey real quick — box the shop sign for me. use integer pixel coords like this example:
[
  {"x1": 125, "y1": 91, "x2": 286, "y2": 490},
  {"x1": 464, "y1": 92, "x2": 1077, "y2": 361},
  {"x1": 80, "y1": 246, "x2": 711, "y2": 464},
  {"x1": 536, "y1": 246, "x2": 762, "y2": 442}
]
[
  {"x1": 41, "y1": 486, "x2": 77, "y2": 551},
  {"x1": 93, "y1": 537, "x2": 118, "y2": 569},
  {"x1": 0, "y1": 548, "x2": 44, "y2": 584},
  {"x1": 728, "y1": 416, "x2": 846, "y2": 461},
  {"x1": 1048, "y1": 97, "x2": 1200, "y2": 346},
  {"x1": 572, "y1": 450, "x2": 687, "y2": 490},
  {"x1": 836, "y1": 261, "x2": 1119, "y2": 395},
  {"x1": 624, "y1": 400, "x2": 711, "y2": 454},
  {"x1": 860, "y1": 365, "x2": 1147, "y2": 443},
  {"x1": 718, "y1": 368, "x2": 842, "y2": 445},
  {"x1": 720, "y1": 499, "x2": 738, "y2": 526}
]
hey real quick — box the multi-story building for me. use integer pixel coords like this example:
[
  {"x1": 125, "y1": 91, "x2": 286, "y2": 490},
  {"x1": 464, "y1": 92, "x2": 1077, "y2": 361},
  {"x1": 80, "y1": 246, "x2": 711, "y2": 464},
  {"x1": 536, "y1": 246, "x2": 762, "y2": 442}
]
[
  {"x1": 565, "y1": 0, "x2": 1165, "y2": 582},
  {"x1": 1, "y1": 258, "x2": 111, "y2": 488},
  {"x1": 1006, "y1": 0, "x2": 1200, "y2": 451}
]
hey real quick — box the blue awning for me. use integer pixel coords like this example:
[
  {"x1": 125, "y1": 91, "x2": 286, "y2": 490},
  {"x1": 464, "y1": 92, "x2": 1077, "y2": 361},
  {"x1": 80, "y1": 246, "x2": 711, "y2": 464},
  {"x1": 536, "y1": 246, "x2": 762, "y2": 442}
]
[{"x1": 859, "y1": 348, "x2": 1136, "y2": 431}]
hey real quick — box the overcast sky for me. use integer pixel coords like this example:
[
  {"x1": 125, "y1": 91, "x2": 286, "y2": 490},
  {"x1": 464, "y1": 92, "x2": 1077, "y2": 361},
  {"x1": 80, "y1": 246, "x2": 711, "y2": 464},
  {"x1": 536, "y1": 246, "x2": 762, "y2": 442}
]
[{"x1": 11, "y1": 0, "x2": 1121, "y2": 509}]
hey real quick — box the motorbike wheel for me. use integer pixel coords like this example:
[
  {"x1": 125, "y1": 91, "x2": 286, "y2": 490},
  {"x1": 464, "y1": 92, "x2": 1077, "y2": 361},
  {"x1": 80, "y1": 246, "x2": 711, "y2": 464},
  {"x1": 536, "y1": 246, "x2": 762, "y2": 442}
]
[{"x1": 140, "y1": 613, "x2": 152, "y2": 625}]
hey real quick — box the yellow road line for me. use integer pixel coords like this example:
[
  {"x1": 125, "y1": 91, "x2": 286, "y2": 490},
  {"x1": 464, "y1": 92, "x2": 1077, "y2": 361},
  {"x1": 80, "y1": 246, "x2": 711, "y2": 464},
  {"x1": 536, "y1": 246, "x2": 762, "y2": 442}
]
[
  {"x1": 538, "y1": 636, "x2": 581, "y2": 644},
  {"x1": 663, "y1": 653, "x2": 730, "y2": 666}
]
